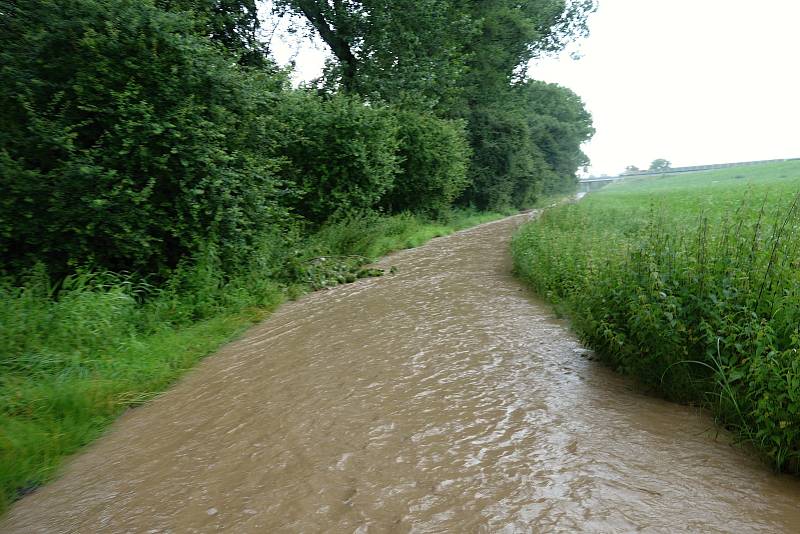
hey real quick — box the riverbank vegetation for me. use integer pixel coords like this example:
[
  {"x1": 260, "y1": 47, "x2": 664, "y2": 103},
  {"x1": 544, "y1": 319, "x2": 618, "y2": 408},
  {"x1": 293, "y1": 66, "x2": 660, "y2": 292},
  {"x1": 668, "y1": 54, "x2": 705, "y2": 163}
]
[
  {"x1": 512, "y1": 160, "x2": 800, "y2": 472},
  {"x1": 0, "y1": 0, "x2": 595, "y2": 511},
  {"x1": 0, "y1": 208, "x2": 506, "y2": 510}
]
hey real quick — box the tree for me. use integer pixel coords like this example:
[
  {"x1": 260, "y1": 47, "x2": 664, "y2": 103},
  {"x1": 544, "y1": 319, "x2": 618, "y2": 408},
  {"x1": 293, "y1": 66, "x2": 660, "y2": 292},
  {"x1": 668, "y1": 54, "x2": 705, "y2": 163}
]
[
  {"x1": 272, "y1": 0, "x2": 468, "y2": 105},
  {"x1": 0, "y1": 0, "x2": 287, "y2": 277},
  {"x1": 270, "y1": 1, "x2": 598, "y2": 209},
  {"x1": 461, "y1": 80, "x2": 594, "y2": 208},
  {"x1": 519, "y1": 80, "x2": 594, "y2": 179},
  {"x1": 157, "y1": 0, "x2": 268, "y2": 66},
  {"x1": 454, "y1": 1, "x2": 597, "y2": 208},
  {"x1": 272, "y1": 1, "x2": 597, "y2": 110},
  {"x1": 460, "y1": 0, "x2": 595, "y2": 101},
  {"x1": 649, "y1": 159, "x2": 672, "y2": 172},
  {"x1": 624, "y1": 165, "x2": 640, "y2": 173}
]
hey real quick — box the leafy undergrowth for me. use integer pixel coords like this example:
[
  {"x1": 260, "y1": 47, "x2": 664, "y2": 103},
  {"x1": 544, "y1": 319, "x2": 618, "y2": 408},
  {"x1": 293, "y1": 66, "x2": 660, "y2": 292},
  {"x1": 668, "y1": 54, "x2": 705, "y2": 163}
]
[
  {"x1": 0, "y1": 208, "x2": 506, "y2": 513},
  {"x1": 512, "y1": 160, "x2": 800, "y2": 473}
]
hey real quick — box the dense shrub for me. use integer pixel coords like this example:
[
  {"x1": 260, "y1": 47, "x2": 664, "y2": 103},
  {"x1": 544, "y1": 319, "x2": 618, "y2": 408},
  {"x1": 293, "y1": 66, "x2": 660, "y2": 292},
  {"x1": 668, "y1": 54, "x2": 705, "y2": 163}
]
[
  {"x1": 381, "y1": 110, "x2": 470, "y2": 216},
  {"x1": 0, "y1": 0, "x2": 288, "y2": 278},
  {"x1": 0, "y1": 1, "x2": 591, "y2": 279},
  {"x1": 459, "y1": 81, "x2": 593, "y2": 211},
  {"x1": 463, "y1": 106, "x2": 541, "y2": 210},
  {"x1": 273, "y1": 92, "x2": 401, "y2": 224}
]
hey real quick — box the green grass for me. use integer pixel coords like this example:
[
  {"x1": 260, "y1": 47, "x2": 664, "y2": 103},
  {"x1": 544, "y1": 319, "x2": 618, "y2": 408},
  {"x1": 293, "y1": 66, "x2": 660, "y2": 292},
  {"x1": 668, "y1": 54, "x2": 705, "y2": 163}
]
[
  {"x1": 311, "y1": 208, "x2": 513, "y2": 262},
  {"x1": 512, "y1": 160, "x2": 800, "y2": 472},
  {"x1": 0, "y1": 208, "x2": 508, "y2": 514}
]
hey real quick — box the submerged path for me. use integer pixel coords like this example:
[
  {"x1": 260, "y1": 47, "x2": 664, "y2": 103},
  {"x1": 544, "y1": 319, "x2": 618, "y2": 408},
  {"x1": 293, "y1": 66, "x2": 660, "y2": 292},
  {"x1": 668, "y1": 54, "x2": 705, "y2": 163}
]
[{"x1": 4, "y1": 214, "x2": 800, "y2": 532}]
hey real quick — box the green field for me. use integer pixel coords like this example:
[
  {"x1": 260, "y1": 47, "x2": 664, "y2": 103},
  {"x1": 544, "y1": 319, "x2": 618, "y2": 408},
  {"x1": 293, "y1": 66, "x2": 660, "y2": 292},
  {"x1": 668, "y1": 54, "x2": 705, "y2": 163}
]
[{"x1": 512, "y1": 160, "x2": 800, "y2": 472}]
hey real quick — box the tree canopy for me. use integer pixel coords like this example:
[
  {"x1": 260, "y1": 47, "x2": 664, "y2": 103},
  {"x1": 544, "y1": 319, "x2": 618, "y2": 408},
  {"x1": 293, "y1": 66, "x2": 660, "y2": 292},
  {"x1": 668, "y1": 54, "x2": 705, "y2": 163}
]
[
  {"x1": 272, "y1": 0, "x2": 471, "y2": 107},
  {"x1": 271, "y1": 0, "x2": 596, "y2": 209},
  {"x1": 0, "y1": 0, "x2": 596, "y2": 276},
  {"x1": 649, "y1": 159, "x2": 672, "y2": 172},
  {"x1": 157, "y1": 0, "x2": 268, "y2": 65}
]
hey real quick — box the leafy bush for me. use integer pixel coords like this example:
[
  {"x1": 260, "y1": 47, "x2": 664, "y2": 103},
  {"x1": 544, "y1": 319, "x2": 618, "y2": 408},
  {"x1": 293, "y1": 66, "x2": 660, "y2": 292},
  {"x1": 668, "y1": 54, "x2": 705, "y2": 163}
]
[
  {"x1": 0, "y1": 0, "x2": 288, "y2": 278},
  {"x1": 382, "y1": 110, "x2": 470, "y2": 216},
  {"x1": 273, "y1": 92, "x2": 401, "y2": 224},
  {"x1": 460, "y1": 81, "x2": 593, "y2": 211}
]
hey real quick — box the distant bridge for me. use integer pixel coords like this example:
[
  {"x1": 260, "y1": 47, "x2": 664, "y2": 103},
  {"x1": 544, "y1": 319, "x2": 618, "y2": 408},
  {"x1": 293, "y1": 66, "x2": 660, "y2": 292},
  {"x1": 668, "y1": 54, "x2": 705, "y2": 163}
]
[
  {"x1": 578, "y1": 157, "x2": 800, "y2": 193},
  {"x1": 578, "y1": 176, "x2": 618, "y2": 192}
]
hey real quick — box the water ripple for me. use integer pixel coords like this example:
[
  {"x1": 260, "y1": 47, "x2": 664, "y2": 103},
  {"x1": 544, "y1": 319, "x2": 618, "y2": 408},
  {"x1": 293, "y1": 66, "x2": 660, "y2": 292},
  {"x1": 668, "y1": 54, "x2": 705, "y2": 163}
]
[{"x1": 3, "y1": 215, "x2": 800, "y2": 533}]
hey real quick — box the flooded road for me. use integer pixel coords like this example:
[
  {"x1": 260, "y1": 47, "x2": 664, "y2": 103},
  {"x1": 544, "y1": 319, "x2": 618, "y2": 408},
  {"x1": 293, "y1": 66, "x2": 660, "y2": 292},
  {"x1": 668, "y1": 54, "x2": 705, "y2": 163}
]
[{"x1": 4, "y1": 214, "x2": 800, "y2": 532}]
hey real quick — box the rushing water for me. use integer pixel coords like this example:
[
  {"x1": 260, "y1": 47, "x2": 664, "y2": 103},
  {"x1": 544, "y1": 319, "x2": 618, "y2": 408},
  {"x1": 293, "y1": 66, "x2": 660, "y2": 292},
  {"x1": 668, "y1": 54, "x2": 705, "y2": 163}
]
[{"x1": 4, "y1": 214, "x2": 800, "y2": 533}]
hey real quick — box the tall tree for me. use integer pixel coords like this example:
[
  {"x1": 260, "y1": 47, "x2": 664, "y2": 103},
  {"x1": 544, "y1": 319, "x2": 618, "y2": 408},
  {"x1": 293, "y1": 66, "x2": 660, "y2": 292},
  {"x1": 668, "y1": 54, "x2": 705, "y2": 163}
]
[
  {"x1": 649, "y1": 159, "x2": 672, "y2": 172},
  {"x1": 273, "y1": 0, "x2": 595, "y2": 105},
  {"x1": 456, "y1": 1, "x2": 595, "y2": 208},
  {"x1": 157, "y1": 0, "x2": 268, "y2": 66},
  {"x1": 519, "y1": 80, "x2": 594, "y2": 179},
  {"x1": 273, "y1": 0, "x2": 470, "y2": 108},
  {"x1": 272, "y1": 0, "x2": 597, "y2": 209},
  {"x1": 459, "y1": 0, "x2": 593, "y2": 100}
]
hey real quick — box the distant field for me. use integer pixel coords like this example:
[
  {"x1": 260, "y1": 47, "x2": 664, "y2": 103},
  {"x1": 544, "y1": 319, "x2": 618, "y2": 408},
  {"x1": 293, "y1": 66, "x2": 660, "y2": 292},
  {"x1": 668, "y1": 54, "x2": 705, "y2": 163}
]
[
  {"x1": 602, "y1": 160, "x2": 800, "y2": 214},
  {"x1": 513, "y1": 160, "x2": 800, "y2": 472}
]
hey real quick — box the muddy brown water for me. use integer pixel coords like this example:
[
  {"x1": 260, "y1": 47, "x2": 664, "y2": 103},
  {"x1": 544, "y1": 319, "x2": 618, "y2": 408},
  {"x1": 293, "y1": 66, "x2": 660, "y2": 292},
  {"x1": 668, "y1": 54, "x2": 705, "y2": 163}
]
[{"x1": 4, "y1": 214, "x2": 800, "y2": 533}]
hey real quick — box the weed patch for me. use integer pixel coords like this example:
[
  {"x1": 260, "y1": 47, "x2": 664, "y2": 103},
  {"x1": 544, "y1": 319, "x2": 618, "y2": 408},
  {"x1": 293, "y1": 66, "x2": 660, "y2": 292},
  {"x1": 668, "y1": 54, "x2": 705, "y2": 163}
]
[{"x1": 512, "y1": 161, "x2": 800, "y2": 472}]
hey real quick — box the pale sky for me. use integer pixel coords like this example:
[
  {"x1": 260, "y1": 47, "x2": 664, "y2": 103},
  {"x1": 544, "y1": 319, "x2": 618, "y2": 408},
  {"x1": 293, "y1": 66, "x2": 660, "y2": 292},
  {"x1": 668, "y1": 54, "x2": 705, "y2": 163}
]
[{"x1": 266, "y1": 1, "x2": 800, "y2": 177}]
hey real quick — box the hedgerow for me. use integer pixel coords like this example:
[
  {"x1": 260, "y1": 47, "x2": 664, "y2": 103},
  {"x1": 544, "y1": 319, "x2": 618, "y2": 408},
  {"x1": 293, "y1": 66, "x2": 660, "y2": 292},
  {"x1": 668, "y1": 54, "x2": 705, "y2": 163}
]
[{"x1": 0, "y1": 0, "x2": 597, "y2": 513}]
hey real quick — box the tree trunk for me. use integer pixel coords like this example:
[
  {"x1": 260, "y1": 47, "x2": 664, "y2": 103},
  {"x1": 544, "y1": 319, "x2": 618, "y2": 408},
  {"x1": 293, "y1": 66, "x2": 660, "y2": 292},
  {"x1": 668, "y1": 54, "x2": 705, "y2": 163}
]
[{"x1": 295, "y1": 0, "x2": 358, "y2": 92}]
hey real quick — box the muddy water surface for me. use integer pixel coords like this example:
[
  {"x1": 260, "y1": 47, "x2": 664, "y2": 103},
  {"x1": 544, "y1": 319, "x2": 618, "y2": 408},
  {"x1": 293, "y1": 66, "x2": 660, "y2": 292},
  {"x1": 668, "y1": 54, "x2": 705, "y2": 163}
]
[{"x1": 4, "y1": 214, "x2": 800, "y2": 532}]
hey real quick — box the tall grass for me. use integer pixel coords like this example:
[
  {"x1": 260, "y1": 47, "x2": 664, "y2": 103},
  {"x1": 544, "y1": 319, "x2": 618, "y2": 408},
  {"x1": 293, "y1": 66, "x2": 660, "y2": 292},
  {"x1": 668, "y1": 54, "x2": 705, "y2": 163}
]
[
  {"x1": 512, "y1": 161, "x2": 800, "y2": 472},
  {"x1": 0, "y1": 208, "x2": 507, "y2": 513}
]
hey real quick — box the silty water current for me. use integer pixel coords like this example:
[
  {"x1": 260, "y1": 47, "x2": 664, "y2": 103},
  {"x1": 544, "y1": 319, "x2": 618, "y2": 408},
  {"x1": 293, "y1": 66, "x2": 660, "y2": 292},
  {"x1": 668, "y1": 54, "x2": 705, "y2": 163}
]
[{"x1": 3, "y1": 213, "x2": 800, "y2": 532}]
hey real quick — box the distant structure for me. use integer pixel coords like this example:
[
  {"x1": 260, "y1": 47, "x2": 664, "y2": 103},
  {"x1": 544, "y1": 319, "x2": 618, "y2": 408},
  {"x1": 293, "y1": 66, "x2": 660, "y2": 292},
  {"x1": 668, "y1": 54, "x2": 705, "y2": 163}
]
[{"x1": 578, "y1": 157, "x2": 800, "y2": 193}]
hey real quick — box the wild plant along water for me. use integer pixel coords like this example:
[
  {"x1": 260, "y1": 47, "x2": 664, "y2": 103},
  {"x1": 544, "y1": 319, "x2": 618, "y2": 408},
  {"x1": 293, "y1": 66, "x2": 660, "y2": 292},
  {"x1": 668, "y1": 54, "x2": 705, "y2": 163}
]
[
  {"x1": 0, "y1": 208, "x2": 505, "y2": 512},
  {"x1": 513, "y1": 163, "x2": 800, "y2": 472},
  {"x1": 1, "y1": 0, "x2": 595, "y2": 516}
]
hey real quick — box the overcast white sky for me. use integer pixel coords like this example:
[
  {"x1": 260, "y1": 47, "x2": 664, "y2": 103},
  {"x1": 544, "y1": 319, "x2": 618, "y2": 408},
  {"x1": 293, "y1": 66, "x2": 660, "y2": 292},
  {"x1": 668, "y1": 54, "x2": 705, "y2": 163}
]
[{"x1": 267, "y1": 1, "x2": 800, "y2": 177}]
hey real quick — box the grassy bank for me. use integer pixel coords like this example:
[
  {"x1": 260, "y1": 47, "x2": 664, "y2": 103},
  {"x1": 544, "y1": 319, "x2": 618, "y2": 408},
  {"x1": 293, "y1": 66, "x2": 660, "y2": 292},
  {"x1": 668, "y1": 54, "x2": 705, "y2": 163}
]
[
  {"x1": 0, "y1": 208, "x2": 507, "y2": 513},
  {"x1": 512, "y1": 160, "x2": 800, "y2": 472}
]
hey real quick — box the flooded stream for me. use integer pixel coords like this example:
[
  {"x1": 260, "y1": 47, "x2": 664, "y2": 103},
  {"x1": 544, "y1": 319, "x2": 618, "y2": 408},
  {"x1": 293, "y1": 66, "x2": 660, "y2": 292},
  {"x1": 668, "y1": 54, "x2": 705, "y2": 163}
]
[{"x1": 3, "y1": 214, "x2": 800, "y2": 532}]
